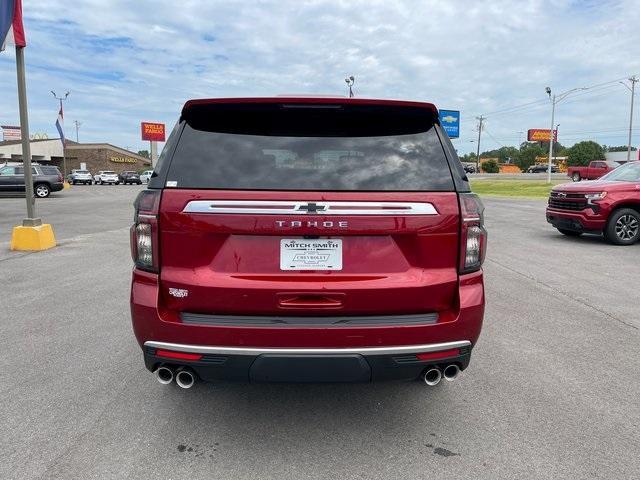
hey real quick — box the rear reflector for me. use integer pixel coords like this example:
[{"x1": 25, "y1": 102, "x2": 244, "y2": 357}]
[
  {"x1": 416, "y1": 349, "x2": 460, "y2": 361},
  {"x1": 155, "y1": 349, "x2": 203, "y2": 361}
]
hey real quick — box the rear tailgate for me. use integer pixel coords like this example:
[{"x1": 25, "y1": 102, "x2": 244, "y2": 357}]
[
  {"x1": 159, "y1": 190, "x2": 459, "y2": 316},
  {"x1": 152, "y1": 99, "x2": 464, "y2": 319}
]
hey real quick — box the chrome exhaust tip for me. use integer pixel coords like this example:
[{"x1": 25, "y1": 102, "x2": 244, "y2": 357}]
[
  {"x1": 155, "y1": 366, "x2": 174, "y2": 385},
  {"x1": 443, "y1": 364, "x2": 460, "y2": 382},
  {"x1": 423, "y1": 367, "x2": 442, "y2": 386},
  {"x1": 175, "y1": 368, "x2": 196, "y2": 389}
]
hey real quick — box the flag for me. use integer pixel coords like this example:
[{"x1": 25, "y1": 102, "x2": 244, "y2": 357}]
[
  {"x1": 56, "y1": 105, "x2": 65, "y2": 145},
  {"x1": 0, "y1": 0, "x2": 26, "y2": 51}
]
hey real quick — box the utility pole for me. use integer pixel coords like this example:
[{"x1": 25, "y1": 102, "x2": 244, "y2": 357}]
[
  {"x1": 475, "y1": 115, "x2": 484, "y2": 172},
  {"x1": 621, "y1": 76, "x2": 638, "y2": 162},
  {"x1": 73, "y1": 120, "x2": 81, "y2": 143},
  {"x1": 51, "y1": 91, "x2": 70, "y2": 176}
]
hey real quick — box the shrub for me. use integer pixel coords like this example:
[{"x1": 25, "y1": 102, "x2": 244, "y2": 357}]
[{"x1": 481, "y1": 159, "x2": 499, "y2": 173}]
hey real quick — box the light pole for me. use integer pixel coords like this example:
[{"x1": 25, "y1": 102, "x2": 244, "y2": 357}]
[
  {"x1": 545, "y1": 86, "x2": 587, "y2": 183},
  {"x1": 620, "y1": 76, "x2": 638, "y2": 162},
  {"x1": 51, "y1": 91, "x2": 70, "y2": 176},
  {"x1": 345, "y1": 76, "x2": 355, "y2": 98},
  {"x1": 73, "y1": 120, "x2": 81, "y2": 143}
]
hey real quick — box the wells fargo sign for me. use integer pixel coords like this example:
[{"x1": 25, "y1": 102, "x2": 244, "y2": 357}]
[
  {"x1": 527, "y1": 129, "x2": 558, "y2": 142},
  {"x1": 141, "y1": 122, "x2": 166, "y2": 142},
  {"x1": 110, "y1": 156, "x2": 137, "y2": 164}
]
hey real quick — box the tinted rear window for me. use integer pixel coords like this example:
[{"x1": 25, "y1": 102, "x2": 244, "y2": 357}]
[
  {"x1": 166, "y1": 103, "x2": 454, "y2": 191},
  {"x1": 41, "y1": 166, "x2": 60, "y2": 175}
]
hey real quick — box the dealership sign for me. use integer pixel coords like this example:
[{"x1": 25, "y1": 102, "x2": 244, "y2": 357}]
[
  {"x1": 438, "y1": 110, "x2": 460, "y2": 138},
  {"x1": 141, "y1": 122, "x2": 166, "y2": 142},
  {"x1": 527, "y1": 129, "x2": 558, "y2": 142}
]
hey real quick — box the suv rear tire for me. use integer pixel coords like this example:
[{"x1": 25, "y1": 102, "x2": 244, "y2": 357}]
[
  {"x1": 605, "y1": 208, "x2": 640, "y2": 245},
  {"x1": 34, "y1": 183, "x2": 51, "y2": 198},
  {"x1": 557, "y1": 228, "x2": 582, "y2": 237}
]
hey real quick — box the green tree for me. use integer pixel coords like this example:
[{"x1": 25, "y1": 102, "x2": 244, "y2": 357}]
[
  {"x1": 481, "y1": 159, "x2": 499, "y2": 173},
  {"x1": 481, "y1": 146, "x2": 520, "y2": 164},
  {"x1": 566, "y1": 141, "x2": 605, "y2": 166},
  {"x1": 537, "y1": 141, "x2": 567, "y2": 156},
  {"x1": 137, "y1": 150, "x2": 150, "y2": 158},
  {"x1": 606, "y1": 145, "x2": 637, "y2": 152},
  {"x1": 516, "y1": 143, "x2": 545, "y2": 171}
]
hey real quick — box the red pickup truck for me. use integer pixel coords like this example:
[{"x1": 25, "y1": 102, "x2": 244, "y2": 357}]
[
  {"x1": 547, "y1": 161, "x2": 640, "y2": 245},
  {"x1": 567, "y1": 160, "x2": 620, "y2": 182}
]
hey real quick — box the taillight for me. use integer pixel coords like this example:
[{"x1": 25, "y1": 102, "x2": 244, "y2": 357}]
[
  {"x1": 131, "y1": 190, "x2": 161, "y2": 272},
  {"x1": 459, "y1": 193, "x2": 487, "y2": 274}
]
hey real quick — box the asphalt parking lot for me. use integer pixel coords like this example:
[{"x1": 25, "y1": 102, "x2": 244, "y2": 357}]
[{"x1": 1, "y1": 186, "x2": 638, "y2": 479}]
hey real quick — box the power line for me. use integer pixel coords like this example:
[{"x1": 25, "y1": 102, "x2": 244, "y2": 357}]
[{"x1": 478, "y1": 74, "x2": 637, "y2": 119}]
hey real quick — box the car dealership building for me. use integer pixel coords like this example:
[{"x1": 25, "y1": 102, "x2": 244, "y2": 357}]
[{"x1": 0, "y1": 138, "x2": 151, "y2": 174}]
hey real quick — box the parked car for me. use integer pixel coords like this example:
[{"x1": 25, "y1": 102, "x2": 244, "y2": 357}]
[
  {"x1": 461, "y1": 162, "x2": 477, "y2": 174},
  {"x1": 119, "y1": 171, "x2": 142, "y2": 185},
  {"x1": 567, "y1": 160, "x2": 619, "y2": 182},
  {"x1": 140, "y1": 170, "x2": 154, "y2": 184},
  {"x1": 94, "y1": 171, "x2": 119, "y2": 185},
  {"x1": 130, "y1": 97, "x2": 487, "y2": 389},
  {"x1": 546, "y1": 161, "x2": 640, "y2": 245},
  {"x1": 527, "y1": 163, "x2": 559, "y2": 173},
  {"x1": 0, "y1": 164, "x2": 64, "y2": 198},
  {"x1": 68, "y1": 169, "x2": 93, "y2": 185}
]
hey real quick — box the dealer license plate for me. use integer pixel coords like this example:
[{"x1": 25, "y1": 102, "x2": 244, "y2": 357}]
[{"x1": 280, "y1": 239, "x2": 342, "y2": 271}]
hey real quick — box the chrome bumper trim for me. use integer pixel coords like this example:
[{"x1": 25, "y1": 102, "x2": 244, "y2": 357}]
[{"x1": 144, "y1": 340, "x2": 471, "y2": 356}]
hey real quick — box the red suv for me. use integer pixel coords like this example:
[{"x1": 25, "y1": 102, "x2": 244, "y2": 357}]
[{"x1": 130, "y1": 97, "x2": 487, "y2": 388}]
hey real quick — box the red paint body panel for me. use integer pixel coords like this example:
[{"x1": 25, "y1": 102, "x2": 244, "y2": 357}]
[{"x1": 131, "y1": 268, "x2": 484, "y2": 349}]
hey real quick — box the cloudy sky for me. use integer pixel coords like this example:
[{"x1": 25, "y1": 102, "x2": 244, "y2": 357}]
[{"x1": 1, "y1": 0, "x2": 639, "y2": 154}]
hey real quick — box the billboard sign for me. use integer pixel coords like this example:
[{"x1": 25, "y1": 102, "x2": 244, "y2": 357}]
[
  {"x1": 439, "y1": 110, "x2": 460, "y2": 138},
  {"x1": 527, "y1": 129, "x2": 558, "y2": 142},
  {"x1": 141, "y1": 122, "x2": 166, "y2": 142},
  {"x1": 1, "y1": 125, "x2": 21, "y2": 141}
]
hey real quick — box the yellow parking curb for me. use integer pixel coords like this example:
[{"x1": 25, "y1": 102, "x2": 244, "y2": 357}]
[
  {"x1": 10, "y1": 224, "x2": 57, "y2": 251},
  {"x1": 63, "y1": 182, "x2": 71, "y2": 189}
]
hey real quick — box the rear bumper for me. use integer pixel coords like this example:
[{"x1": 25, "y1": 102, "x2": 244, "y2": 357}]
[
  {"x1": 131, "y1": 269, "x2": 484, "y2": 382},
  {"x1": 546, "y1": 207, "x2": 607, "y2": 232},
  {"x1": 143, "y1": 340, "x2": 472, "y2": 382}
]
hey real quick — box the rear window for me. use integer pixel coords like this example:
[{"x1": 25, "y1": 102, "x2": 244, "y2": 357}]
[
  {"x1": 166, "y1": 103, "x2": 454, "y2": 191},
  {"x1": 41, "y1": 166, "x2": 61, "y2": 175}
]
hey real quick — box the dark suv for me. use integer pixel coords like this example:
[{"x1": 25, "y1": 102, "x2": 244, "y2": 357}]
[
  {"x1": 0, "y1": 164, "x2": 64, "y2": 197},
  {"x1": 130, "y1": 97, "x2": 487, "y2": 389},
  {"x1": 119, "y1": 171, "x2": 142, "y2": 185}
]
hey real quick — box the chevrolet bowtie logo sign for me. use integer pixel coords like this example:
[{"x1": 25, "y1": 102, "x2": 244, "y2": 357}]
[{"x1": 296, "y1": 202, "x2": 327, "y2": 213}]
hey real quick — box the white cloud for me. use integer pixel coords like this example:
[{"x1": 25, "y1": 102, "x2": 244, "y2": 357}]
[{"x1": 0, "y1": 0, "x2": 638, "y2": 153}]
